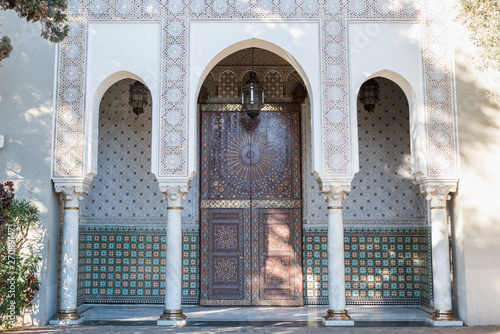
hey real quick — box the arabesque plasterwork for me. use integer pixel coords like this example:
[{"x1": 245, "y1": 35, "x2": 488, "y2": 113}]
[{"x1": 52, "y1": 0, "x2": 458, "y2": 182}]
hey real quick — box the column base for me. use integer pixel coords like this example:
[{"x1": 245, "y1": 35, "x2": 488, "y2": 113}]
[
  {"x1": 322, "y1": 310, "x2": 355, "y2": 326},
  {"x1": 425, "y1": 310, "x2": 463, "y2": 326},
  {"x1": 49, "y1": 309, "x2": 83, "y2": 325},
  {"x1": 157, "y1": 309, "x2": 187, "y2": 326}
]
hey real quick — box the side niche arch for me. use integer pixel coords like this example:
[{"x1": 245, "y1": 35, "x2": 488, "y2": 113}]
[
  {"x1": 84, "y1": 71, "x2": 160, "y2": 183},
  {"x1": 347, "y1": 75, "x2": 426, "y2": 222},
  {"x1": 285, "y1": 70, "x2": 303, "y2": 96},
  {"x1": 82, "y1": 77, "x2": 165, "y2": 220},
  {"x1": 352, "y1": 69, "x2": 426, "y2": 177},
  {"x1": 202, "y1": 72, "x2": 215, "y2": 100}
]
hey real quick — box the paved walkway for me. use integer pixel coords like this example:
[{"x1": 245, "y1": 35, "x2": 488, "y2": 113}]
[
  {"x1": 77, "y1": 305, "x2": 432, "y2": 322},
  {"x1": 9, "y1": 324, "x2": 500, "y2": 334},
  {"x1": 7, "y1": 306, "x2": 500, "y2": 334}
]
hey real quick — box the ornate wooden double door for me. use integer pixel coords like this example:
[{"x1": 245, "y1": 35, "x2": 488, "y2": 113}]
[{"x1": 200, "y1": 104, "x2": 303, "y2": 306}]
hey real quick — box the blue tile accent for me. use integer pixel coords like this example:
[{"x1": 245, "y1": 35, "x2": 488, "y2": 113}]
[{"x1": 78, "y1": 225, "x2": 199, "y2": 305}]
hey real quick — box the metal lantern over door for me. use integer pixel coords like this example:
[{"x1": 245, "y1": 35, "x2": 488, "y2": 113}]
[
  {"x1": 358, "y1": 78, "x2": 380, "y2": 113},
  {"x1": 242, "y1": 48, "x2": 264, "y2": 119}
]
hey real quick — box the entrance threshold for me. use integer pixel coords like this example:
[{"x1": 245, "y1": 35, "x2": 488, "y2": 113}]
[{"x1": 78, "y1": 305, "x2": 432, "y2": 327}]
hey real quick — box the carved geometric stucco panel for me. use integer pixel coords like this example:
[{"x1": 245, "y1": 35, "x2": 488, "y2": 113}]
[{"x1": 53, "y1": 0, "x2": 458, "y2": 181}]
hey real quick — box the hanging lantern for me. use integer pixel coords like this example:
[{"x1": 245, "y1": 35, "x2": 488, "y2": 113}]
[
  {"x1": 242, "y1": 72, "x2": 264, "y2": 119},
  {"x1": 129, "y1": 81, "x2": 149, "y2": 117},
  {"x1": 241, "y1": 48, "x2": 264, "y2": 120},
  {"x1": 358, "y1": 79, "x2": 380, "y2": 113}
]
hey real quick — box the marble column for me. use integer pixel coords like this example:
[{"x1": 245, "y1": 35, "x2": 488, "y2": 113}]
[
  {"x1": 158, "y1": 185, "x2": 188, "y2": 326},
  {"x1": 420, "y1": 183, "x2": 462, "y2": 326},
  {"x1": 50, "y1": 185, "x2": 87, "y2": 325},
  {"x1": 321, "y1": 185, "x2": 354, "y2": 326}
]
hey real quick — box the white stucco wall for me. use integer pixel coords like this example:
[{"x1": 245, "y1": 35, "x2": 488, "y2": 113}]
[
  {"x1": 453, "y1": 22, "x2": 500, "y2": 326},
  {"x1": 0, "y1": 11, "x2": 58, "y2": 324}
]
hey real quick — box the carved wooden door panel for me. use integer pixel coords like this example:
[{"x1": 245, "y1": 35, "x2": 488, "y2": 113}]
[{"x1": 200, "y1": 104, "x2": 303, "y2": 306}]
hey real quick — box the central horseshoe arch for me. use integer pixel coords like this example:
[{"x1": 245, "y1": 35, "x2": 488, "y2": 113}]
[
  {"x1": 187, "y1": 22, "x2": 323, "y2": 182},
  {"x1": 196, "y1": 46, "x2": 310, "y2": 306}
]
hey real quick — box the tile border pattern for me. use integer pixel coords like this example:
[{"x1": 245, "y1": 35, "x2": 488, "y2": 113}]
[{"x1": 77, "y1": 224, "x2": 432, "y2": 307}]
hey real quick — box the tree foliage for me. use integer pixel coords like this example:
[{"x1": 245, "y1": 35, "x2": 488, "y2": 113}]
[
  {"x1": 0, "y1": 36, "x2": 13, "y2": 63},
  {"x1": 0, "y1": 182, "x2": 40, "y2": 330},
  {"x1": 457, "y1": 0, "x2": 500, "y2": 101},
  {"x1": 457, "y1": 0, "x2": 500, "y2": 70},
  {"x1": 0, "y1": 0, "x2": 68, "y2": 65}
]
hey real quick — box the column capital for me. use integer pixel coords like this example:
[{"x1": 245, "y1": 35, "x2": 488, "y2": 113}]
[
  {"x1": 54, "y1": 184, "x2": 89, "y2": 202},
  {"x1": 321, "y1": 185, "x2": 351, "y2": 207},
  {"x1": 419, "y1": 183, "x2": 456, "y2": 208},
  {"x1": 160, "y1": 185, "x2": 189, "y2": 208}
]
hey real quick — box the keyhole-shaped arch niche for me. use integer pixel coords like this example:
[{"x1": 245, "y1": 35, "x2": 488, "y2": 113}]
[
  {"x1": 81, "y1": 78, "x2": 166, "y2": 220},
  {"x1": 345, "y1": 76, "x2": 426, "y2": 222}
]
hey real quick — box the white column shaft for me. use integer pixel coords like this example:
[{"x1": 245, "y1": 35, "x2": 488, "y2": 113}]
[
  {"x1": 328, "y1": 207, "x2": 346, "y2": 311},
  {"x1": 419, "y1": 182, "x2": 456, "y2": 315},
  {"x1": 431, "y1": 207, "x2": 452, "y2": 311},
  {"x1": 165, "y1": 208, "x2": 183, "y2": 311},
  {"x1": 60, "y1": 197, "x2": 80, "y2": 311}
]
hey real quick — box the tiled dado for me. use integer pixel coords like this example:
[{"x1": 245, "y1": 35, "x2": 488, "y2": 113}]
[
  {"x1": 303, "y1": 226, "x2": 432, "y2": 307},
  {"x1": 78, "y1": 225, "x2": 431, "y2": 307},
  {"x1": 77, "y1": 226, "x2": 199, "y2": 305}
]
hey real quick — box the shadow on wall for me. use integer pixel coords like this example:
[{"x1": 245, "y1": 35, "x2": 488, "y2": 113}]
[
  {"x1": 455, "y1": 39, "x2": 500, "y2": 255},
  {"x1": 453, "y1": 27, "x2": 500, "y2": 325},
  {"x1": 0, "y1": 10, "x2": 60, "y2": 325}
]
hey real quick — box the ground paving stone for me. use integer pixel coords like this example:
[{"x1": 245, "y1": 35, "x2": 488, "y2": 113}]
[{"x1": 8, "y1": 325, "x2": 500, "y2": 334}]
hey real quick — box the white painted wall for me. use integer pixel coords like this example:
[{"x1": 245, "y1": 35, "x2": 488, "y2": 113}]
[
  {"x1": 0, "y1": 11, "x2": 58, "y2": 325},
  {"x1": 453, "y1": 21, "x2": 500, "y2": 326},
  {"x1": 85, "y1": 22, "x2": 161, "y2": 182},
  {"x1": 348, "y1": 22, "x2": 427, "y2": 177},
  {"x1": 188, "y1": 21, "x2": 322, "y2": 179}
]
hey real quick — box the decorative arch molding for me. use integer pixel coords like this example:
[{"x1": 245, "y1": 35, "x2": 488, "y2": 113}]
[
  {"x1": 52, "y1": 21, "x2": 162, "y2": 190},
  {"x1": 189, "y1": 23, "x2": 322, "y2": 183},
  {"x1": 51, "y1": 5, "x2": 461, "y2": 193},
  {"x1": 263, "y1": 70, "x2": 284, "y2": 98},
  {"x1": 285, "y1": 70, "x2": 301, "y2": 84},
  {"x1": 192, "y1": 38, "x2": 314, "y2": 100},
  {"x1": 217, "y1": 70, "x2": 239, "y2": 98},
  {"x1": 347, "y1": 21, "x2": 459, "y2": 185},
  {"x1": 355, "y1": 70, "x2": 426, "y2": 178},
  {"x1": 86, "y1": 71, "x2": 158, "y2": 183},
  {"x1": 240, "y1": 69, "x2": 262, "y2": 83}
]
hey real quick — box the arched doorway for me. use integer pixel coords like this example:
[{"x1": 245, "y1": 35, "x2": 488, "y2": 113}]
[{"x1": 197, "y1": 48, "x2": 307, "y2": 306}]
